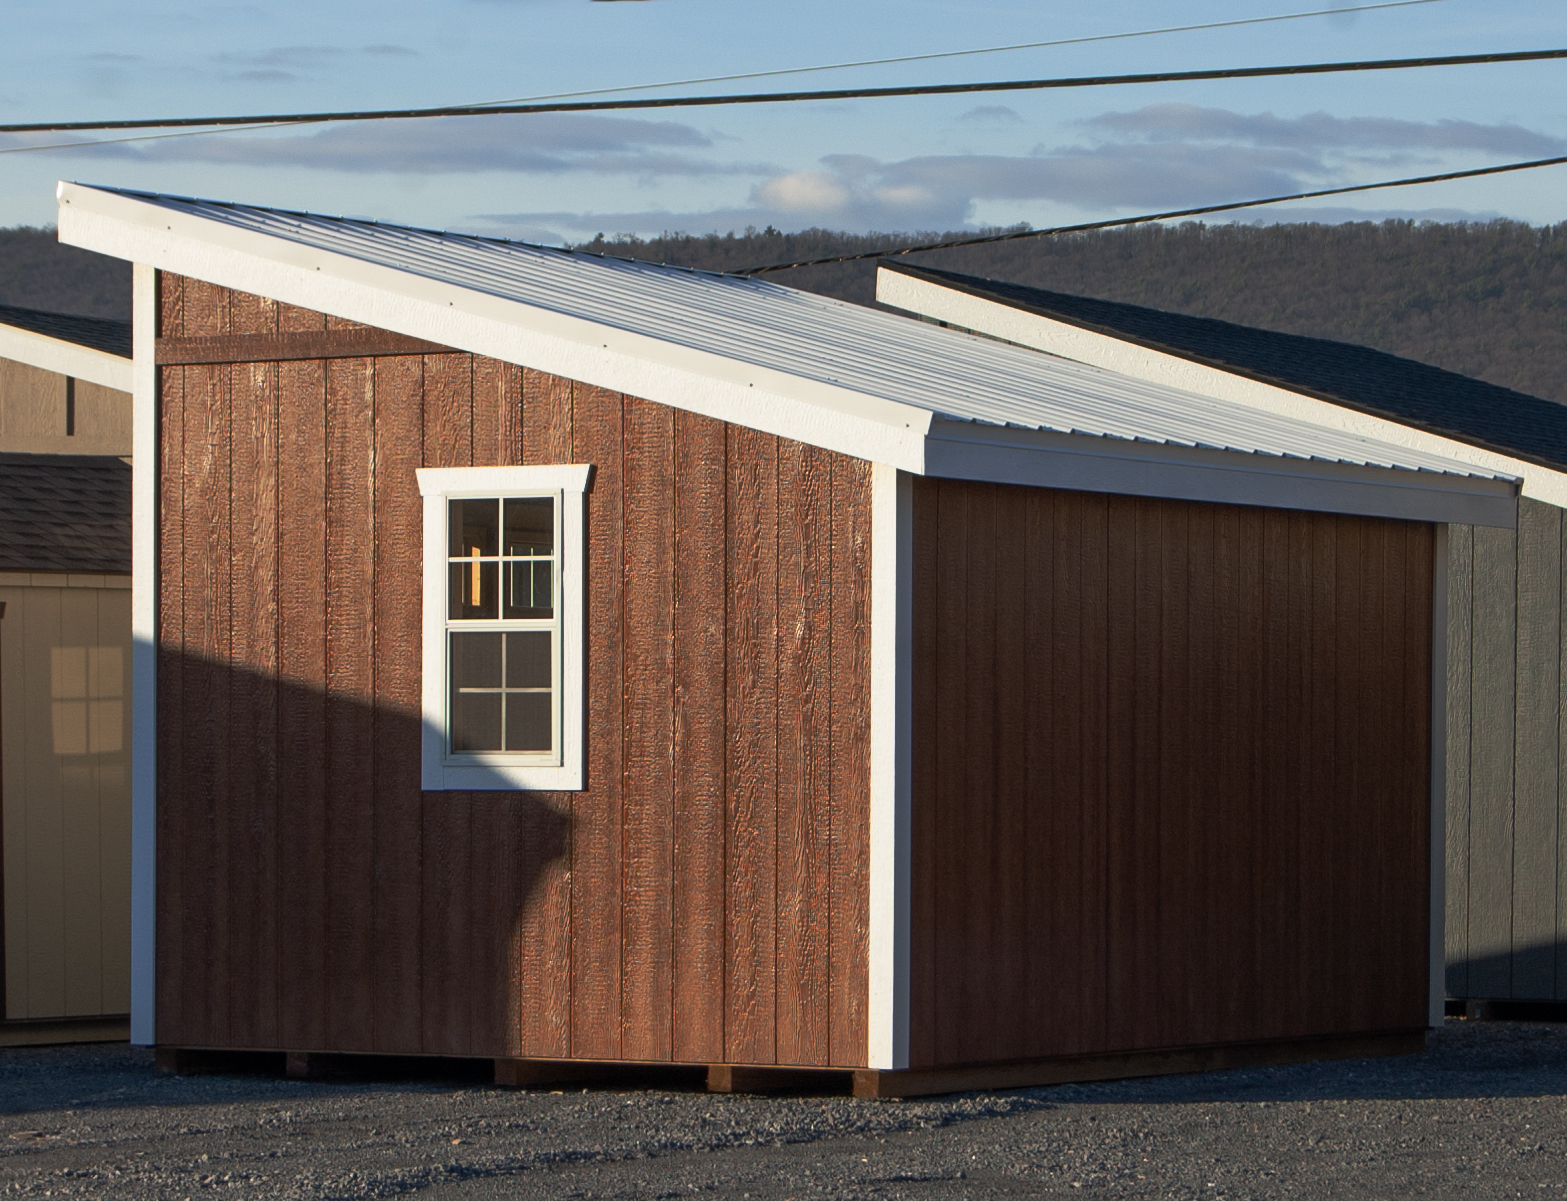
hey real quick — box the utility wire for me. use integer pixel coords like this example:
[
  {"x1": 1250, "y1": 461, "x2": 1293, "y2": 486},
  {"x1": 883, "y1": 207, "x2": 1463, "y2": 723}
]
[
  {"x1": 464, "y1": 0, "x2": 1455, "y2": 107},
  {"x1": 734, "y1": 153, "x2": 1567, "y2": 274},
  {"x1": 2, "y1": 45, "x2": 1561, "y2": 135},
  {"x1": 0, "y1": 0, "x2": 1457, "y2": 158}
]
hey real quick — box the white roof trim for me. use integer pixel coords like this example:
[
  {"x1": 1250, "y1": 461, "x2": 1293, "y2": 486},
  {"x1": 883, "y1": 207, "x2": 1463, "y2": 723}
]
[
  {"x1": 0, "y1": 319, "x2": 130, "y2": 392},
  {"x1": 54, "y1": 183, "x2": 1516, "y2": 525},
  {"x1": 927, "y1": 419, "x2": 1517, "y2": 528},
  {"x1": 878, "y1": 265, "x2": 1564, "y2": 511},
  {"x1": 58, "y1": 182, "x2": 931, "y2": 473}
]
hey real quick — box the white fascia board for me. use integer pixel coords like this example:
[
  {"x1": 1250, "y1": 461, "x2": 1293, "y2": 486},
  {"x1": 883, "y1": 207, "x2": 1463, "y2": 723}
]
[
  {"x1": 880, "y1": 266, "x2": 1567, "y2": 509},
  {"x1": 57, "y1": 184, "x2": 930, "y2": 472},
  {"x1": 927, "y1": 421, "x2": 1519, "y2": 529},
  {"x1": 0, "y1": 320, "x2": 130, "y2": 391}
]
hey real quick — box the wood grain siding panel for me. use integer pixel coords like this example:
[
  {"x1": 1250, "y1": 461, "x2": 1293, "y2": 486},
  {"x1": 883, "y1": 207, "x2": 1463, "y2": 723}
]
[
  {"x1": 1445, "y1": 525, "x2": 1474, "y2": 999},
  {"x1": 571, "y1": 383, "x2": 625, "y2": 1061},
  {"x1": 1468, "y1": 524, "x2": 1517, "y2": 999},
  {"x1": 828, "y1": 456, "x2": 871, "y2": 1068},
  {"x1": 370, "y1": 353, "x2": 424, "y2": 1054},
  {"x1": 910, "y1": 479, "x2": 1433, "y2": 1064},
  {"x1": 621, "y1": 396, "x2": 675, "y2": 1063},
  {"x1": 515, "y1": 369, "x2": 573, "y2": 1059},
  {"x1": 152, "y1": 276, "x2": 871, "y2": 1066},
  {"x1": 324, "y1": 356, "x2": 376, "y2": 1050},
  {"x1": 725, "y1": 423, "x2": 778, "y2": 1065},
  {"x1": 672, "y1": 410, "x2": 727, "y2": 1065},
  {"x1": 1514, "y1": 499, "x2": 1562, "y2": 998}
]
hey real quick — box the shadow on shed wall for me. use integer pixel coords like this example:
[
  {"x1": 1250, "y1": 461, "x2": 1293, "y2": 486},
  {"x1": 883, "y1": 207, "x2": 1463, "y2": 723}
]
[{"x1": 155, "y1": 651, "x2": 570, "y2": 1060}]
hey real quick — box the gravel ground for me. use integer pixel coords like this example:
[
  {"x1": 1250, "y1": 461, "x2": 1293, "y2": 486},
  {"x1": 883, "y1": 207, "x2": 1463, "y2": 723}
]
[{"x1": 2, "y1": 1019, "x2": 1565, "y2": 1199}]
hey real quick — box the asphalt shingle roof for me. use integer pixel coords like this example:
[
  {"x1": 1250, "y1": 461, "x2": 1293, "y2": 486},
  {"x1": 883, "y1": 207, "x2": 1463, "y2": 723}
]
[
  {"x1": 888, "y1": 262, "x2": 1567, "y2": 473},
  {"x1": 0, "y1": 301, "x2": 130, "y2": 359},
  {"x1": 0, "y1": 453, "x2": 130, "y2": 574}
]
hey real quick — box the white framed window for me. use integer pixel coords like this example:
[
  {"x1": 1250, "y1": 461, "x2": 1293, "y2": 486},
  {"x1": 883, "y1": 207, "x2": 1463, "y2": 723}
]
[{"x1": 416, "y1": 464, "x2": 591, "y2": 791}]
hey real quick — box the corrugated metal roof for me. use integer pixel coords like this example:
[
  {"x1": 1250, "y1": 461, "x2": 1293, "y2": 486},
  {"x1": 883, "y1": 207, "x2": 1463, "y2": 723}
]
[{"x1": 86, "y1": 187, "x2": 1501, "y2": 481}]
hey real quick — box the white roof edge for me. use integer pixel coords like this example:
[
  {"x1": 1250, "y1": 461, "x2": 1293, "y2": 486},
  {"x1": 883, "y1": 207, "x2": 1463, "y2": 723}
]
[
  {"x1": 0, "y1": 319, "x2": 131, "y2": 392},
  {"x1": 879, "y1": 265, "x2": 1564, "y2": 510},
  {"x1": 928, "y1": 417, "x2": 1517, "y2": 528},
  {"x1": 57, "y1": 182, "x2": 930, "y2": 472}
]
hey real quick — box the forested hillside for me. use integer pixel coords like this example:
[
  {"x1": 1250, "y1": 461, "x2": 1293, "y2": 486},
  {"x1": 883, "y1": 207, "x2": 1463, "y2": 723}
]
[
  {"x1": 579, "y1": 219, "x2": 1567, "y2": 404},
  {"x1": 0, "y1": 226, "x2": 130, "y2": 319},
  {"x1": 6, "y1": 217, "x2": 1567, "y2": 404}
]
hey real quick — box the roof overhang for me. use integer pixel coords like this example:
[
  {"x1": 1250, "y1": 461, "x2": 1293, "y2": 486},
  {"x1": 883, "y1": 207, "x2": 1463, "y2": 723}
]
[
  {"x1": 56, "y1": 183, "x2": 1516, "y2": 527},
  {"x1": 878, "y1": 261, "x2": 1552, "y2": 518},
  {"x1": 0, "y1": 318, "x2": 130, "y2": 392}
]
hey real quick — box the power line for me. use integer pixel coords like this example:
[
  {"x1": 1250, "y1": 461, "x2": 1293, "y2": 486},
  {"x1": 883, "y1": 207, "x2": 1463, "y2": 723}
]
[
  {"x1": 2, "y1": 45, "x2": 1561, "y2": 135},
  {"x1": 734, "y1": 153, "x2": 1567, "y2": 274},
  {"x1": 464, "y1": 0, "x2": 1455, "y2": 108}
]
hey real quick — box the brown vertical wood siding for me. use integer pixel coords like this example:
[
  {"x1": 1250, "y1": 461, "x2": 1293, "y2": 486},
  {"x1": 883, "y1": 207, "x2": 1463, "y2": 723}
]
[
  {"x1": 909, "y1": 479, "x2": 1434, "y2": 1069},
  {"x1": 154, "y1": 274, "x2": 872, "y2": 1067}
]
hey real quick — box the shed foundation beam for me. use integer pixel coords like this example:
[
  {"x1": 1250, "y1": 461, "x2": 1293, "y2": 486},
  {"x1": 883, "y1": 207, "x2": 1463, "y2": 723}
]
[{"x1": 705, "y1": 1065, "x2": 852, "y2": 1094}]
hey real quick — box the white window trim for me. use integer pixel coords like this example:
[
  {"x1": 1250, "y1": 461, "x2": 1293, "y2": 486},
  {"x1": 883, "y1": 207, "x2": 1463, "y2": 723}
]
[{"x1": 416, "y1": 464, "x2": 591, "y2": 791}]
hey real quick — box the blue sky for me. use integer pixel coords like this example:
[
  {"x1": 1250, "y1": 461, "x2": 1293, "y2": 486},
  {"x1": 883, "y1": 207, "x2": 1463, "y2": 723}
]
[{"x1": 1, "y1": 0, "x2": 1564, "y2": 241}]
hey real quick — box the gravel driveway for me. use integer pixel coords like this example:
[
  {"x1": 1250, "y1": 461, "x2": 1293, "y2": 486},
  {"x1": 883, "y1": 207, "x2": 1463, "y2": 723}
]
[{"x1": 2, "y1": 1018, "x2": 1564, "y2": 1199}]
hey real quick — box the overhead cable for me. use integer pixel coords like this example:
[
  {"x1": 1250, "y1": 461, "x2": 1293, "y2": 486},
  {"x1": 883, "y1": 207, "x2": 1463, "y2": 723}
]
[
  {"x1": 464, "y1": 0, "x2": 1455, "y2": 107},
  {"x1": 734, "y1": 153, "x2": 1567, "y2": 274},
  {"x1": 1, "y1": 45, "x2": 1561, "y2": 135}
]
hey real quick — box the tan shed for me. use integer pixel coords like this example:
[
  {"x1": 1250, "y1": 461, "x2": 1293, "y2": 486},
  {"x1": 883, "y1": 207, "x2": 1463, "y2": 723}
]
[{"x1": 0, "y1": 303, "x2": 133, "y2": 1046}]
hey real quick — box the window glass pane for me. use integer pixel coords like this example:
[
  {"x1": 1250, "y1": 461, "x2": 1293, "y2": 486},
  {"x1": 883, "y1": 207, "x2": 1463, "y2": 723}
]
[
  {"x1": 452, "y1": 692, "x2": 503, "y2": 752},
  {"x1": 450, "y1": 631, "x2": 504, "y2": 752},
  {"x1": 505, "y1": 692, "x2": 552, "y2": 752},
  {"x1": 451, "y1": 630, "x2": 503, "y2": 689},
  {"x1": 505, "y1": 560, "x2": 553, "y2": 620},
  {"x1": 505, "y1": 631, "x2": 552, "y2": 689},
  {"x1": 449, "y1": 498, "x2": 499, "y2": 558},
  {"x1": 504, "y1": 497, "x2": 553, "y2": 556},
  {"x1": 449, "y1": 561, "x2": 499, "y2": 620}
]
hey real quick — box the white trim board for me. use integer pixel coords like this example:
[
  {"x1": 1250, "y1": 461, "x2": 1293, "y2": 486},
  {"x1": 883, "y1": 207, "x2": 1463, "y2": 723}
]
[
  {"x1": 927, "y1": 421, "x2": 1518, "y2": 529},
  {"x1": 0, "y1": 320, "x2": 131, "y2": 392},
  {"x1": 878, "y1": 266, "x2": 1567, "y2": 511},
  {"x1": 867, "y1": 463, "x2": 913, "y2": 1070},
  {"x1": 128, "y1": 261, "x2": 157, "y2": 1046}
]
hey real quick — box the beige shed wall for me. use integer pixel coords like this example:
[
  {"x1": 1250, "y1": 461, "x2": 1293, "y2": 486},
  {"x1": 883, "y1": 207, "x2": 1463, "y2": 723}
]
[
  {"x1": 1, "y1": 575, "x2": 132, "y2": 1020},
  {"x1": 0, "y1": 358, "x2": 131, "y2": 456}
]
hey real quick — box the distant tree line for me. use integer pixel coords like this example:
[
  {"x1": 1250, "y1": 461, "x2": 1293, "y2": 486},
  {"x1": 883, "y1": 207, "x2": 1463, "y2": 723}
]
[
  {"x1": 5, "y1": 217, "x2": 1566, "y2": 403},
  {"x1": 580, "y1": 219, "x2": 1567, "y2": 404}
]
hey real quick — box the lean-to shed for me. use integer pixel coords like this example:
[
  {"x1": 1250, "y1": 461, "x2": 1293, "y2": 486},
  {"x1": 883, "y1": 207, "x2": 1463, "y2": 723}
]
[
  {"x1": 58, "y1": 182, "x2": 1522, "y2": 1096},
  {"x1": 0, "y1": 303, "x2": 133, "y2": 1045},
  {"x1": 876, "y1": 261, "x2": 1567, "y2": 1016}
]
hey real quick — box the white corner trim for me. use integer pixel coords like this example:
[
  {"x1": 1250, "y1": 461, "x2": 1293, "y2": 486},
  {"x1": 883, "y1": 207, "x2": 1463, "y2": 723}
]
[
  {"x1": 878, "y1": 266, "x2": 1567, "y2": 510},
  {"x1": 129, "y1": 262, "x2": 157, "y2": 1046},
  {"x1": 0, "y1": 320, "x2": 131, "y2": 392},
  {"x1": 56, "y1": 184, "x2": 930, "y2": 473},
  {"x1": 868, "y1": 463, "x2": 913, "y2": 1070},
  {"x1": 1429, "y1": 523, "x2": 1450, "y2": 1028},
  {"x1": 416, "y1": 464, "x2": 590, "y2": 791}
]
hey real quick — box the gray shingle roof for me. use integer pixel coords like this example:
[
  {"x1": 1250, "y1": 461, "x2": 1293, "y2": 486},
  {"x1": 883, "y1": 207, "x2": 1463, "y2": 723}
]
[
  {"x1": 0, "y1": 302, "x2": 131, "y2": 359},
  {"x1": 887, "y1": 262, "x2": 1567, "y2": 473},
  {"x1": 0, "y1": 453, "x2": 130, "y2": 574}
]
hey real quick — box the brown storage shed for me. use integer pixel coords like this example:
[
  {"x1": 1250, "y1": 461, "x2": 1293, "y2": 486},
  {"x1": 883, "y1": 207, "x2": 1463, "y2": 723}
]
[
  {"x1": 876, "y1": 262, "x2": 1567, "y2": 1018},
  {"x1": 60, "y1": 183, "x2": 1519, "y2": 1096}
]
